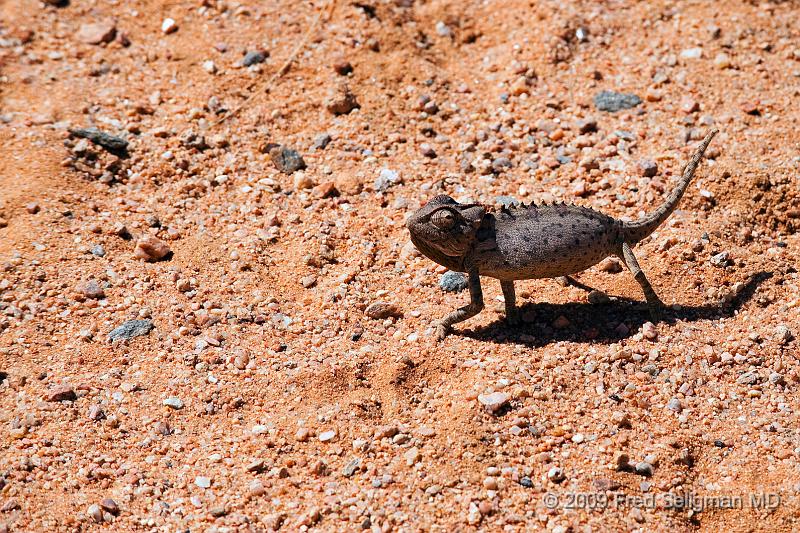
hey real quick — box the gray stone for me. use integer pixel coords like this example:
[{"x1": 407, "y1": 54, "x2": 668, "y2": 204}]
[
  {"x1": 634, "y1": 461, "x2": 654, "y2": 477},
  {"x1": 312, "y1": 133, "x2": 332, "y2": 150},
  {"x1": 491, "y1": 157, "x2": 512, "y2": 173},
  {"x1": 242, "y1": 50, "x2": 267, "y2": 66},
  {"x1": 269, "y1": 146, "x2": 306, "y2": 174},
  {"x1": 69, "y1": 127, "x2": 128, "y2": 153},
  {"x1": 593, "y1": 90, "x2": 642, "y2": 112},
  {"x1": 709, "y1": 251, "x2": 730, "y2": 267},
  {"x1": 439, "y1": 271, "x2": 468, "y2": 293},
  {"x1": 108, "y1": 320, "x2": 154, "y2": 341},
  {"x1": 342, "y1": 457, "x2": 361, "y2": 477},
  {"x1": 91, "y1": 245, "x2": 105, "y2": 257}
]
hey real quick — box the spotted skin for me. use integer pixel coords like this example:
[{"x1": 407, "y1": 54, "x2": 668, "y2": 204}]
[{"x1": 406, "y1": 129, "x2": 718, "y2": 339}]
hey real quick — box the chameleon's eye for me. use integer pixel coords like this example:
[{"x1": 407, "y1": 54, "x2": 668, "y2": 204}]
[{"x1": 431, "y1": 209, "x2": 456, "y2": 230}]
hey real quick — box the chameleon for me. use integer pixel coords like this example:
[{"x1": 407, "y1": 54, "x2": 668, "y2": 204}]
[{"x1": 406, "y1": 128, "x2": 718, "y2": 340}]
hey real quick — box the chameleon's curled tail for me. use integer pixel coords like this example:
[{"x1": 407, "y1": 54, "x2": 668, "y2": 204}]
[{"x1": 623, "y1": 128, "x2": 718, "y2": 244}]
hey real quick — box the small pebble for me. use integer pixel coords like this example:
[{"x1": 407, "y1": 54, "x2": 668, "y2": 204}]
[
  {"x1": 163, "y1": 397, "x2": 184, "y2": 410},
  {"x1": 365, "y1": 302, "x2": 402, "y2": 319},
  {"x1": 547, "y1": 466, "x2": 565, "y2": 483},
  {"x1": 634, "y1": 461, "x2": 654, "y2": 477},
  {"x1": 161, "y1": 18, "x2": 178, "y2": 34},
  {"x1": 242, "y1": 50, "x2": 267, "y2": 66},
  {"x1": 593, "y1": 90, "x2": 641, "y2": 112},
  {"x1": 477, "y1": 392, "x2": 509, "y2": 415},
  {"x1": 666, "y1": 398, "x2": 682, "y2": 413},
  {"x1": 108, "y1": 320, "x2": 154, "y2": 341},
  {"x1": 134, "y1": 235, "x2": 171, "y2": 261},
  {"x1": 45, "y1": 385, "x2": 76, "y2": 402},
  {"x1": 774, "y1": 325, "x2": 794, "y2": 345},
  {"x1": 270, "y1": 146, "x2": 306, "y2": 174},
  {"x1": 319, "y1": 430, "x2": 337, "y2": 442},
  {"x1": 638, "y1": 160, "x2": 658, "y2": 177}
]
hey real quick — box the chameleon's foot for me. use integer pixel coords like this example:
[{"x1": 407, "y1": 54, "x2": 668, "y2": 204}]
[{"x1": 435, "y1": 321, "x2": 451, "y2": 341}]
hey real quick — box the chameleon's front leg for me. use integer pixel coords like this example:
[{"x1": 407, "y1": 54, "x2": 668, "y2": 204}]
[
  {"x1": 436, "y1": 268, "x2": 484, "y2": 340},
  {"x1": 500, "y1": 280, "x2": 521, "y2": 325}
]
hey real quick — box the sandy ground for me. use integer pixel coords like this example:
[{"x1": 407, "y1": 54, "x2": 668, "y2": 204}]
[{"x1": 1, "y1": 0, "x2": 799, "y2": 531}]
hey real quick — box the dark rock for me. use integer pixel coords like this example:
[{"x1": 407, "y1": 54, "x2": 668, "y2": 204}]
[
  {"x1": 269, "y1": 146, "x2": 306, "y2": 174},
  {"x1": 333, "y1": 61, "x2": 353, "y2": 75},
  {"x1": 108, "y1": 319, "x2": 154, "y2": 341},
  {"x1": 242, "y1": 50, "x2": 267, "y2": 66},
  {"x1": 69, "y1": 127, "x2": 128, "y2": 153},
  {"x1": 593, "y1": 90, "x2": 642, "y2": 112},
  {"x1": 576, "y1": 118, "x2": 597, "y2": 133},
  {"x1": 519, "y1": 476, "x2": 533, "y2": 488},
  {"x1": 439, "y1": 271, "x2": 468, "y2": 293}
]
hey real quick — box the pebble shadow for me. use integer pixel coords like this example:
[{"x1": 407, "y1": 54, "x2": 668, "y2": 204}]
[{"x1": 461, "y1": 271, "x2": 772, "y2": 348}]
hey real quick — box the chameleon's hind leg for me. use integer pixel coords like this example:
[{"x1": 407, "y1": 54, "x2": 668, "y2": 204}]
[
  {"x1": 619, "y1": 242, "x2": 664, "y2": 321},
  {"x1": 500, "y1": 280, "x2": 521, "y2": 326},
  {"x1": 436, "y1": 269, "x2": 484, "y2": 340}
]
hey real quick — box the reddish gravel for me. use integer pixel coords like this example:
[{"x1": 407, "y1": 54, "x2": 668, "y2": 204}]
[{"x1": 1, "y1": 0, "x2": 799, "y2": 531}]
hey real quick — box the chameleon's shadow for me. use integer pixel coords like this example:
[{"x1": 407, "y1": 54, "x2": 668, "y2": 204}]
[{"x1": 462, "y1": 271, "x2": 772, "y2": 347}]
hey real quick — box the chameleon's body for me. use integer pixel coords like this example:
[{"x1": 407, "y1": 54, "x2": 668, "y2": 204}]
[{"x1": 406, "y1": 129, "x2": 718, "y2": 339}]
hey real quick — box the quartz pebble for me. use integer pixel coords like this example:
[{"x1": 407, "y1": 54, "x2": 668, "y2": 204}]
[
  {"x1": 161, "y1": 18, "x2": 178, "y2": 34},
  {"x1": 134, "y1": 235, "x2": 171, "y2": 261},
  {"x1": 774, "y1": 325, "x2": 793, "y2": 345},
  {"x1": 77, "y1": 21, "x2": 116, "y2": 45},
  {"x1": 163, "y1": 397, "x2": 184, "y2": 410},
  {"x1": 477, "y1": 392, "x2": 509, "y2": 415}
]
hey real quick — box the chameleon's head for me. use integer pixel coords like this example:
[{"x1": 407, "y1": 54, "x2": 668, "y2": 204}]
[{"x1": 406, "y1": 195, "x2": 486, "y2": 263}]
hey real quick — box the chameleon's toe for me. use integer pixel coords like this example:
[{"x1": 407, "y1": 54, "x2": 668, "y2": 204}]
[{"x1": 435, "y1": 322, "x2": 450, "y2": 341}]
